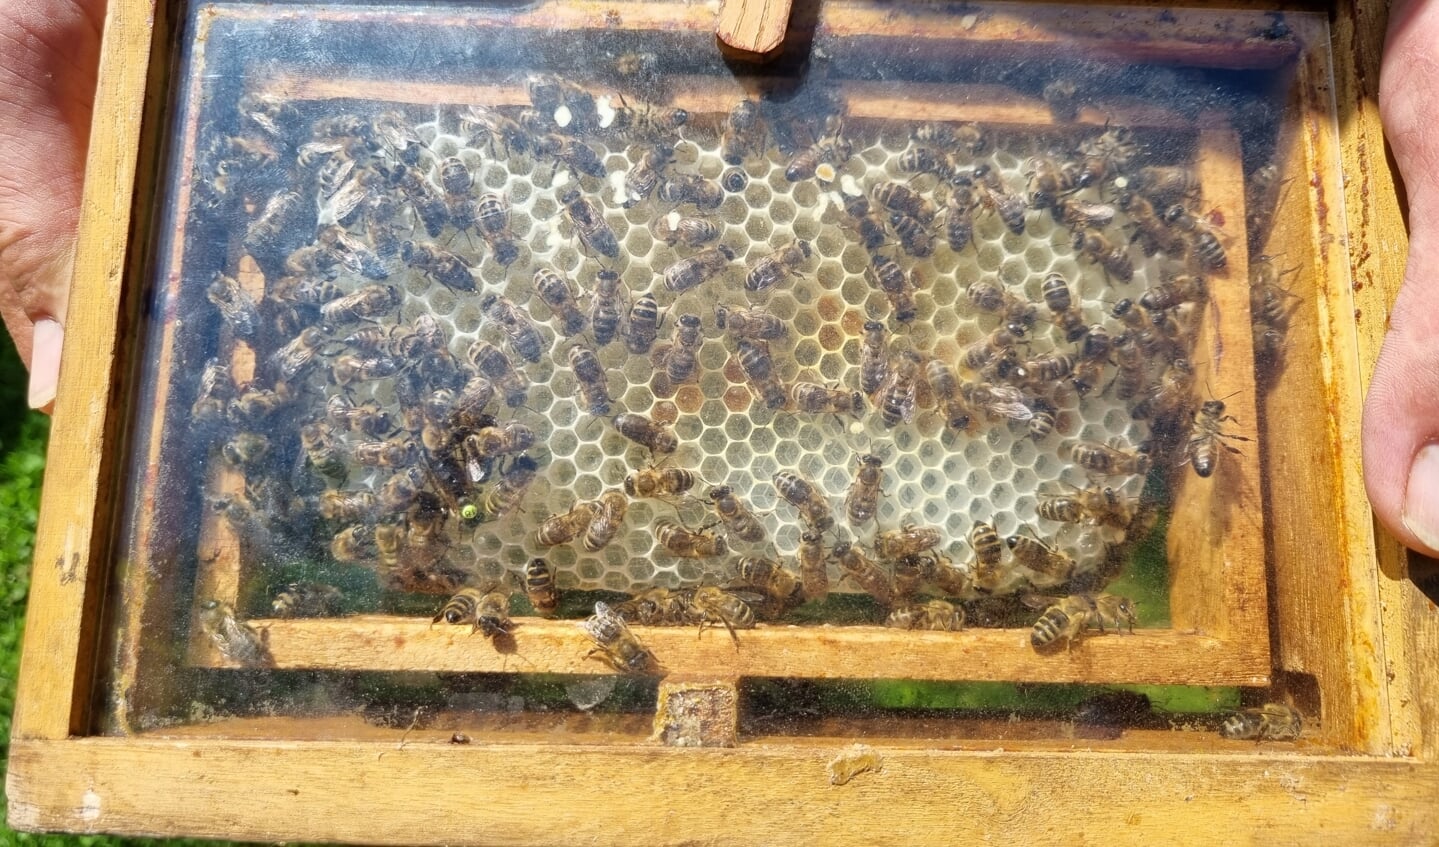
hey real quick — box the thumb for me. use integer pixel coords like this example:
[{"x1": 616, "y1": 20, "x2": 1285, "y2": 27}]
[{"x1": 1363, "y1": 0, "x2": 1439, "y2": 556}]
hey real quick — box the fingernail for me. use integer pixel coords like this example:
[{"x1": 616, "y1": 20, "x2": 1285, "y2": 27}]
[
  {"x1": 1402, "y1": 443, "x2": 1439, "y2": 553},
  {"x1": 27, "y1": 318, "x2": 62, "y2": 411}
]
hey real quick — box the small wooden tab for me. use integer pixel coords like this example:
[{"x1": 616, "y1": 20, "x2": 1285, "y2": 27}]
[
  {"x1": 651, "y1": 676, "x2": 740, "y2": 747},
  {"x1": 717, "y1": 0, "x2": 793, "y2": 57}
]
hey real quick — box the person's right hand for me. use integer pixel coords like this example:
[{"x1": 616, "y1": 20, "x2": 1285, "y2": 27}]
[
  {"x1": 1364, "y1": 0, "x2": 1439, "y2": 558},
  {"x1": 0, "y1": 0, "x2": 106, "y2": 411}
]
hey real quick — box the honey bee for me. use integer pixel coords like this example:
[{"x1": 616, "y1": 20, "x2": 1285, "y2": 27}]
[
  {"x1": 442, "y1": 375, "x2": 495, "y2": 431},
  {"x1": 1131, "y1": 165, "x2": 1200, "y2": 207},
  {"x1": 433, "y1": 588, "x2": 515, "y2": 638},
  {"x1": 1069, "y1": 439, "x2": 1152, "y2": 477},
  {"x1": 1028, "y1": 593, "x2": 1099, "y2": 651},
  {"x1": 827, "y1": 195, "x2": 883, "y2": 254},
  {"x1": 537, "y1": 134, "x2": 607, "y2": 178},
  {"x1": 651, "y1": 213, "x2": 720, "y2": 248},
  {"x1": 1139, "y1": 274, "x2": 1209, "y2": 313},
  {"x1": 625, "y1": 466, "x2": 696, "y2": 498},
  {"x1": 859, "y1": 320, "x2": 888, "y2": 396},
  {"x1": 966, "y1": 279, "x2": 1037, "y2": 334},
  {"x1": 874, "y1": 524, "x2": 943, "y2": 560},
  {"x1": 928, "y1": 552, "x2": 974, "y2": 597},
  {"x1": 474, "y1": 192, "x2": 521, "y2": 266},
  {"x1": 663, "y1": 245, "x2": 735, "y2": 293},
  {"x1": 790, "y1": 382, "x2": 864, "y2": 417},
  {"x1": 918, "y1": 120, "x2": 986, "y2": 155},
  {"x1": 1041, "y1": 78, "x2": 1081, "y2": 121},
  {"x1": 330, "y1": 523, "x2": 377, "y2": 563},
  {"x1": 889, "y1": 212, "x2": 935, "y2": 258},
  {"x1": 377, "y1": 466, "x2": 427, "y2": 512},
  {"x1": 298, "y1": 422, "x2": 348, "y2": 484},
  {"x1": 207, "y1": 273, "x2": 262, "y2": 341},
  {"x1": 373, "y1": 111, "x2": 427, "y2": 166},
  {"x1": 560, "y1": 186, "x2": 620, "y2": 259},
  {"x1": 589, "y1": 269, "x2": 626, "y2": 347},
  {"x1": 958, "y1": 380, "x2": 1033, "y2": 423},
  {"x1": 873, "y1": 181, "x2": 937, "y2": 224},
  {"x1": 654, "y1": 519, "x2": 728, "y2": 558},
  {"x1": 745, "y1": 239, "x2": 811, "y2": 292},
  {"x1": 1091, "y1": 592, "x2": 1138, "y2": 634},
  {"x1": 1220, "y1": 703, "x2": 1303, "y2": 742},
  {"x1": 1162, "y1": 204, "x2": 1228, "y2": 272},
  {"x1": 877, "y1": 350, "x2": 921, "y2": 428},
  {"x1": 583, "y1": 490, "x2": 630, "y2": 552},
  {"x1": 785, "y1": 124, "x2": 852, "y2": 182},
  {"x1": 658, "y1": 172, "x2": 724, "y2": 209},
  {"x1": 351, "y1": 437, "x2": 416, "y2": 468},
  {"x1": 319, "y1": 490, "x2": 379, "y2": 523},
  {"x1": 886, "y1": 599, "x2": 965, "y2": 632},
  {"x1": 535, "y1": 500, "x2": 598, "y2": 547},
  {"x1": 384, "y1": 163, "x2": 449, "y2": 237},
  {"x1": 318, "y1": 283, "x2": 401, "y2": 327},
  {"x1": 977, "y1": 177, "x2": 1028, "y2": 235},
  {"x1": 331, "y1": 353, "x2": 401, "y2": 386},
  {"x1": 481, "y1": 294, "x2": 545, "y2": 364},
  {"x1": 924, "y1": 358, "x2": 971, "y2": 431},
  {"x1": 315, "y1": 224, "x2": 388, "y2": 280},
  {"x1": 604, "y1": 97, "x2": 688, "y2": 140},
  {"x1": 1117, "y1": 191, "x2": 1186, "y2": 258},
  {"x1": 468, "y1": 340, "x2": 531, "y2": 407},
  {"x1": 580, "y1": 601, "x2": 657, "y2": 674},
  {"x1": 687, "y1": 586, "x2": 758, "y2": 646},
  {"x1": 715, "y1": 305, "x2": 786, "y2": 341},
  {"x1": 362, "y1": 194, "x2": 404, "y2": 260},
  {"x1": 1023, "y1": 156, "x2": 1075, "y2": 211},
  {"x1": 797, "y1": 529, "x2": 829, "y2": 602},
  {"x1": 736, "y1": 339, "x2": 788, "y2": 410},
  {"x1": 459, "y1": 428, "x2": 534, "y2": 476},
  {"x1": 221, "y1": 431, "x2": 271, "y2": 469},
  {"x1": 401, "y1": 241, "x2": 476, "y2": 292},
  {"x1": 191, "y1": 359, "x2": 232, "y2": 434},
  {"x1": 1038, "y1": 272, "x2": 1089, "y2": 344},
  {"x1": 461, "y1": 105, "x2": 533, "y2": 156},
  {"x1": 1039, "y1": 484, "x2": 1135, "y2": 529},
  {"x1": 1183, "y1": 399, "x2": 1252, "y2": 478},
  {"x1": 944, "y1": 184, "x2": 976, "y2": 252},
  {"x1": 1130, "y1": 357, "x2": 1195, "y2": 423},
  {"x1": 844, "y1": 454, "x2": 885, "y2": 525},
  {"x1": 732, "y1": 556, "x2": 802, "y2": 611},
  {"x1": 613, "y1": 412, "x2": 679, "y2": 455},
  {"x1": 772, "y1": 470, "x2": 833, "y2": 531},
  {"x1": 479, "y1": 455, "x2": 541, "y2": 519},
  {"x1": 1073, "y1": 229, "x2": 1134, "y2": 284},
  {"x1": 244, "y1": 191, "x2": 314, "y2": 275},
  {"x1": 1245, "y1": 161, "x2": 1285, "y2": 251},
  {"x1": 522, "y1": 557, "x2": 559, "y2": 617},
  {"x1": 623, "y1": 142, "x2": 673, "y2": 206},
  {"x1": 625, "y1": 293, "x2": 661, "y2": 355},
  {"x1": 720, "y1": 99, "x2": 764, "y2": 165},
  {"x1": 867, "y1": 254, "x2": 917, "y2": 323},
  {"x1": 1053, "y1": 197, "x2": 1116, "y2": 231},
  {"x1": 898, "y1": 145, "x2": 960, "y2": 181},
  {"x1": 1016, "y1": 353, "x2": 1075, "y2": 389},
  {"x1": 198, "y1": 600, "x2": 269, "y2": 666},
  {"x1": 531, "y1": 268, "x2": 587, "y2": 337},
  {"x1": 1006, "y1": 533, "x2": 1076, "y2": 585},
  {"x1": 968, "y1": 519, "x2": 1004, "y2": 588},
  {"x1": 567, "y1": 343, "x2": 612, "y2": 416},
  {"x1": 830, "y1": 542, "x2": 893, "y2": 607},
  {"x1": 889, "y1": 553, "x2": 931, "y2": 599},
  {"x1": 708, "y1": 486, "x2": 767, "y2": 543},
  {"x1": 271, "y1": 582, "x2": 343, "y2": 618},
  {"x1": 659, "y1": 313, "x2": 704, "y2": 385}
]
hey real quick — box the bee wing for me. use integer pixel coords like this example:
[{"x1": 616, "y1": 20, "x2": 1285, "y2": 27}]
[{"x1": 1020, "y1": 592, "x2": 1063, "y2": 611}]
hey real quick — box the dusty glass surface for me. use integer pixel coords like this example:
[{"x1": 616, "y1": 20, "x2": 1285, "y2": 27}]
[{"x1": 100, "y1": 0, "x2": 1323, "y2": 746}]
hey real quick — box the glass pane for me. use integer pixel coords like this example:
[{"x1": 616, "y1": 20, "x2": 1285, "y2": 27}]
[{"x1": 100, "y1": 0, "x2": 1326, "y2": 749}]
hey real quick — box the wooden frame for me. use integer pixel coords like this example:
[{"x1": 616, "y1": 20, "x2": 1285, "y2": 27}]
[{"x1": 11, "y1": 0, "x2": 1439, "y2": 841}]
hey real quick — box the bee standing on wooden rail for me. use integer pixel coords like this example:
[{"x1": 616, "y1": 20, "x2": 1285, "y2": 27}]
[
  {"x1": 1184, "y1": 399, "x2": 1253, "y2": 478},
  {"x1": 433, "y1": 588, "x2": 515, "y2": 638},
  {"x1": 886, "y1": 600, "x2": 964, "y2": 632},
  {"x1": 1220, "y1": 703, "x2": 1302, "y2": 742},
  {"x1": 580, "y1": 602, "x2": 657, "y2": 674},
  {"x1": 523, "y1": 557, "x2": 559, "y2": 617}
]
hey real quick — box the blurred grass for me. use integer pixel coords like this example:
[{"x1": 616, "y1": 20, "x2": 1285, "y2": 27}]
[{"x1": 0, "y1": 335, "x2": 257, "y2": 847}]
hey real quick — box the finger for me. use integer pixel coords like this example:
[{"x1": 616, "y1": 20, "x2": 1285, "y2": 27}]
[
  {"x1": 1363, "y1": 0, "x2": 1439, "y2": 556},
  {"x1": 0, "y1": 0, "x2": 105, "y2": 409}
]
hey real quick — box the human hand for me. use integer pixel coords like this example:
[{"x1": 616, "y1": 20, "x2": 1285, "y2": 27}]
[
  {"x1": 0, "y1": 0, "x2": 106, "y2": 411},
  {"x1": 1365, "y1": 0, "x2": 1439, "y2": 557}
]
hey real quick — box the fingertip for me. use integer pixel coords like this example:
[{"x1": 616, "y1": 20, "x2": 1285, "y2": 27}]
[{"x1": 26, "y1": 318, "x2": 61, "y2": 412}]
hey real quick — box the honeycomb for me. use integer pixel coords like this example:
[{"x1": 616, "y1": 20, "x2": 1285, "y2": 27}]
[{"x1": 202, "y1": 85, "x2": 1203, "y2": 611}]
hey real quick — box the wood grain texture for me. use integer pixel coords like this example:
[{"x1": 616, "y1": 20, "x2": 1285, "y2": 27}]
[
  {"x1": 8, "y1": 738, "x2": 1438, "y2": 844},
  {"x1": 717, "y1": 0, "x2": 793, "y2": 56},
  {"x1": 1165, "y1": 118, "x2": 1266, "y2": 647},
  {"x1": 10, "y1": 0, "x2": 159, "y2": 741},
  {"x1": 188, "y1": 616, "x2": 1267, "y2": 685},
  {"x1": 1257, "y1": 15, "x2": 1394, "y2": 755},
  {"x1": 1332, "y1": 0, "x2": 1439, "y2": 760}
]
